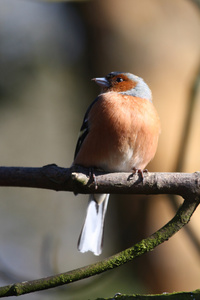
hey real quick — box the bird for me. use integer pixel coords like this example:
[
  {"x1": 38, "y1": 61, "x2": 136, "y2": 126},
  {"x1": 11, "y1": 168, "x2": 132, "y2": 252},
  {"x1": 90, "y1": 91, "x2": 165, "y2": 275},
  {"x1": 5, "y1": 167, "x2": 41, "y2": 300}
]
[{"x1": 72, "y1": 71, "x2": 161, "y2": 256}]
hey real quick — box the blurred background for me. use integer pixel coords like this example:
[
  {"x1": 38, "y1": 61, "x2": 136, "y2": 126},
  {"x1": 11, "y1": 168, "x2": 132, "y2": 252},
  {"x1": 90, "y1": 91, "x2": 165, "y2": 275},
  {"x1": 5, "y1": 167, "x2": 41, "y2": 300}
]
[{"x1": 0, "y1": 0, "x2": 199, "y2": 299}]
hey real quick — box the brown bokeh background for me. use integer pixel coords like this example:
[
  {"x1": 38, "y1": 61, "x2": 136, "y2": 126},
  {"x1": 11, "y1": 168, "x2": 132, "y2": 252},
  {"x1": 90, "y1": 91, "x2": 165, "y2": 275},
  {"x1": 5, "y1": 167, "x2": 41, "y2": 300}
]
[{"x1": 0, "y1": 0, "x2": 199, "y2": 299}]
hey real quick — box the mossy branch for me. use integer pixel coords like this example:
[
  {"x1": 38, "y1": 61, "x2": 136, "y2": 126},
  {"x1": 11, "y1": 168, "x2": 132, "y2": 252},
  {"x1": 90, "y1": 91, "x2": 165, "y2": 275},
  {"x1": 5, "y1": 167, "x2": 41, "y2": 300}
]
[
  {"x1": 96, "y1": 289, "x2": 200, "y2": 299},
  {"x1": 0, "y1": 165, "x2": 199, "y2": 297}
]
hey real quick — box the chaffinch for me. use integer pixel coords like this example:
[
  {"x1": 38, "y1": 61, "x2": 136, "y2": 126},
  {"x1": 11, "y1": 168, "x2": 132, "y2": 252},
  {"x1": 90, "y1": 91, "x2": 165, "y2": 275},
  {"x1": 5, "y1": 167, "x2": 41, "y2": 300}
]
[{"x1": 73, "y1": 72, "x2": 161, "y2": 255}]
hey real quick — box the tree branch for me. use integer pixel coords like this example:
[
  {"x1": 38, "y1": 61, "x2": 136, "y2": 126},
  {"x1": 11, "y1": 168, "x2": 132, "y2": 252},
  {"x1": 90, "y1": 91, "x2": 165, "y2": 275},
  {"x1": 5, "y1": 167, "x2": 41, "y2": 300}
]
[
  {"x1": 0, "y1": 192, "x2": 199, "y2": 297},
  {"x1": 0, "y1": 165, "x2": 199, "y2": 198},
  {"x1": 0, "y1": 165, "x2": 199, "y2": 297}
]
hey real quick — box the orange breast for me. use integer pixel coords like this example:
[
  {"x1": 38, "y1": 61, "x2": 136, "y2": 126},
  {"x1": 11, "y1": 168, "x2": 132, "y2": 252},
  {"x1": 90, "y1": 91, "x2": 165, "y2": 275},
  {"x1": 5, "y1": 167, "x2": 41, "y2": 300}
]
[{"x1": 74, "y1": 92, "x2": 160, "y2": 172}]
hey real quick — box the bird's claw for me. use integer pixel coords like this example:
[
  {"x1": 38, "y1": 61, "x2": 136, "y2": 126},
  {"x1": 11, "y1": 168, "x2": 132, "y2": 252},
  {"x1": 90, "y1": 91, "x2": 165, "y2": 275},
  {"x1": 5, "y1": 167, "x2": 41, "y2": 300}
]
[
  {"x1": 133, "y1": 167, "x2": 148, "y2": 178},
  {"x1": 89, "y1": 168, "x2": 98, "y2": 190},
  {"x1": 128, "y1": 167, "x2": 148, "y2": 180}
]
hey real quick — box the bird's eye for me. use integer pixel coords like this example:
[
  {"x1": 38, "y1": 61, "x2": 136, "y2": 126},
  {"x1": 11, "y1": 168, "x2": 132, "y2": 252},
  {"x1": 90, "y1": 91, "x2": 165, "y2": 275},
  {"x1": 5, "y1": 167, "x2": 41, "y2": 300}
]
[{"x1": 116, "y1": 77, "x2": 123, "y2": 83}]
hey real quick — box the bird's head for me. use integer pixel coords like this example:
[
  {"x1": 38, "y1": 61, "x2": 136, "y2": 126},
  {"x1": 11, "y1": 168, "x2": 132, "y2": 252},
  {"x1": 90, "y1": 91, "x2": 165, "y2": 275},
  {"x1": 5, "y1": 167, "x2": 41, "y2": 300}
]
[{"x1": 92, "y1": 72, "x2": 152, "y2": 102}]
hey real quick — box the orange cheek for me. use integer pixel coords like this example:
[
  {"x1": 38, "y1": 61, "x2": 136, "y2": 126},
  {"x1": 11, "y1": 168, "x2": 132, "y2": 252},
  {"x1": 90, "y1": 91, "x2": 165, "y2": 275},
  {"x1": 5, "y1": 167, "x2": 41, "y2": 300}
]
[{"x1": 110, "y1": 79, "x2": 137, "y2": 93}]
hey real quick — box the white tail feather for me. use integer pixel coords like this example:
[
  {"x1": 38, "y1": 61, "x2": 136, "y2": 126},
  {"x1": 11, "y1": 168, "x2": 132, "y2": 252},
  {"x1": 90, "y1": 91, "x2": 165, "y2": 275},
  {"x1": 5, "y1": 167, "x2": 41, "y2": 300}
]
[{"x1": 78, "y1": 194, "x2": 109, "y2": 255}]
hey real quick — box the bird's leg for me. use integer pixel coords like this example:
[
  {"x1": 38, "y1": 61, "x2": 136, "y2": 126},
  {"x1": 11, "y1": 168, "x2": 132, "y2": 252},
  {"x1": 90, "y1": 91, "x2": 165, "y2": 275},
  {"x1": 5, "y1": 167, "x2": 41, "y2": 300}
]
[
  {"x1": 89, "y1": 168, "x2": 98, "y2": 190},
  {"x1": 130, "y1": 167, "x2": 148, "y2": 180}
]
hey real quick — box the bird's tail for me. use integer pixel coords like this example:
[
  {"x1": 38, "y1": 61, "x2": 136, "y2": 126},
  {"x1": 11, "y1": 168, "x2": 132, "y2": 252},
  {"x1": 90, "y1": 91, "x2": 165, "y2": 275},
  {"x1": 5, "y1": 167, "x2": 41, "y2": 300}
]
[{"x1": 78, "y1": 194, "x2": 109, "y2": 256}]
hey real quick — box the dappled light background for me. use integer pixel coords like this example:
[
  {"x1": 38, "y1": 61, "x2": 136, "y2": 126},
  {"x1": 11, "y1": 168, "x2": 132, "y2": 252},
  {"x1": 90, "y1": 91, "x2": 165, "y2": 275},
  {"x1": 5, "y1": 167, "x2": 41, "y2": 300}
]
[{"x1": 0, "y1": 0, "x2": 199, "y2": 299}]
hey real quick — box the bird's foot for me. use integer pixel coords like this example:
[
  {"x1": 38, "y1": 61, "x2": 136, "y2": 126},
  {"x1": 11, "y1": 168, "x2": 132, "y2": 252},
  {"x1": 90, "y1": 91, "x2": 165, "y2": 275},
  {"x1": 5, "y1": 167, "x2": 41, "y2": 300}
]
[
  {"x1": 133, "y1": 167, "x2": 148, "y2": 179},
  {"x1": 89, "y1": 168, "x2": 98, "y2": 190},
  {"x1": 128, "y1": 167, "x2": 148, "y2": 181}
]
